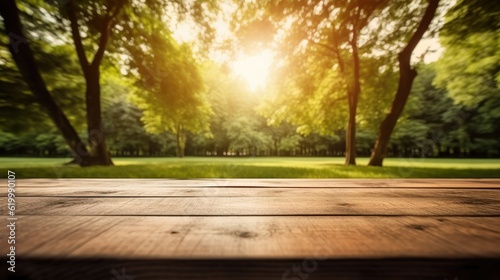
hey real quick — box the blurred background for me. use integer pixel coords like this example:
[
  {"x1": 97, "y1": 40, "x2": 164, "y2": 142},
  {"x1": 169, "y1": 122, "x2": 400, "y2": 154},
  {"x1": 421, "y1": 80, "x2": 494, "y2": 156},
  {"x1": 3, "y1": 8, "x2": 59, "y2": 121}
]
[{"x1": 0, "y1": 0, "x2": 499, "y2": 177}]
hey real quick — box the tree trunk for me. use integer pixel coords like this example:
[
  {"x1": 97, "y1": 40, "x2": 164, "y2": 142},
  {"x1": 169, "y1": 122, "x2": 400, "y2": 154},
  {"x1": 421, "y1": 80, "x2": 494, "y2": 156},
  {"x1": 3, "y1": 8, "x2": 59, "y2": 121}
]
[
  {"x1": 176, "y1": 133, "x2": 182, "y2": 158},
  {"x1": 85, "y1": 69, "x2": 113, "y2": 165},
  {"x1": 369, "y1": 0, "x2": 440, "y2": 166},
  {"x1": 274, "y1": 139, "x2": 281, "y2": 156},
  {"x1": 345, "y1": 37, "x2": 361, "y2": 166},
  {"x1": 66, "y1": 0, "x2": 119, "y2": 166},
  {"x1": 0, "y1": 0, "x2": 93, "y2": 166},
  {"x1": 345, "y1": 106, "x2": 357, "y2": 165},
  {"x1": 175, "y1": 126, "x2": 186, "y2": 158}
]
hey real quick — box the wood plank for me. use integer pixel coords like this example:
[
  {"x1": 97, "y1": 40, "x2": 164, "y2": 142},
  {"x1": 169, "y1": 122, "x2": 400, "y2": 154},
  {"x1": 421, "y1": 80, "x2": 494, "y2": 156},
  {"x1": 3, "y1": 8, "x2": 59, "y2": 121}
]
[
  {"x1": 5, "y1": 186, "x2": 500, "y2": 198},
  {"x1": 7, "y1": 189, "x2": 500, "y2": 215},
  {"x1": 2, "y1": 178, "x2": 499, "y2": 189},
  {"x1": 4, "y1": 216, "x2": 500, "y2": 258},
  {"x1": 1, "y1": 178, "x2": 499, "y2": 279}
]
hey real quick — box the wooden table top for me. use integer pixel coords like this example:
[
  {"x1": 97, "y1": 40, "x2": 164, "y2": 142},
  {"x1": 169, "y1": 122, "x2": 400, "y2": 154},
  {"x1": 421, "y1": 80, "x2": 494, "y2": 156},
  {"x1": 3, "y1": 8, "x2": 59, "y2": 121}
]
[{"x1": 1, "y1": 179, "x2": 500, "y2": 279}]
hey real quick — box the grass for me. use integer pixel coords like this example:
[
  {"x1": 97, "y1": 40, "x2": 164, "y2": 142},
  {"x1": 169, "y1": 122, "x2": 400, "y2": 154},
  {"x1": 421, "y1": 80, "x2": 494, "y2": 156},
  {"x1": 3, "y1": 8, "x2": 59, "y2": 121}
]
[{"x1": 1, "y1": 156, "x2": 499, "y2": 178}]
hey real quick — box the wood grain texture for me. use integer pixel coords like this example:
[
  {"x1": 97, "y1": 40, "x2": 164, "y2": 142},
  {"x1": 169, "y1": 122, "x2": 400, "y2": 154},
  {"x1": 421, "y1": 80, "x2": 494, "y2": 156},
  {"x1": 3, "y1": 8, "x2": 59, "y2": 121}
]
[
  {"x1": 2, "y1": 178, "x2": 499, "y2": 189},
  {"x1": 3, "y1": 216, "x2": 500, "y2": 258},
  {"x1": 5, "y1": 186, "x2": 500, "y2": 197},
  {"x1": 6, "y1": 190, "x2": 500, "y2": 216},
  {"x1": 1, "y1": 179, "x2": 499, "y2": 279}
]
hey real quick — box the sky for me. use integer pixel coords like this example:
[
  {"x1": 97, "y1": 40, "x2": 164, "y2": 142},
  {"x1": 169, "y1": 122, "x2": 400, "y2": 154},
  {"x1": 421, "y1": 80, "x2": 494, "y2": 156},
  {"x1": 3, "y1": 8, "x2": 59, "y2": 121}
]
[{"x1": 414, "y1": 38, "x2": 444, "y2": 63}]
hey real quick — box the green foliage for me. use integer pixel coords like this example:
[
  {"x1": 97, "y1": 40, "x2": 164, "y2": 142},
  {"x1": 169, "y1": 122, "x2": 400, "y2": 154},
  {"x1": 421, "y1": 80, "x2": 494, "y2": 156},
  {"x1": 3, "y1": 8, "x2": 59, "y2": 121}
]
[
  {"x1": 0, "y1": 131, "x2": 17, "y2": 152},
  {"x1": 102, "y1": 98, "x2": 173, "y2": 156},
  {"x1": 393, "y1": 62, "x2": 500, "y2": 157},
  {"x1": 225, "y1": 115, "x2": 272, "y2": 153},
  {"x1": 251, "y1": 0, "x2": 429, "y2": 148},
  {"x1": 433, "y1": 0, "x2": 500, "y2": 156},
  {"x1": 200, "y1": 62, "x2": 277, "y2": 155},
  {"x1": 442, "y1": 0, "x2": 500, "y2": 39},
  {"x1": 435, "y1": 33, "x2": 500, "y2": 107},
  {"x1": 34, "y1": 131, "x2": 67, "y2": 154},
  {"x1": 127, "y1": 26, "x2": 212, "y2": 156},
  {"x1": 0, "y1": 30, "x2": 86, "y2": 133},
  {"x1": 2, "y1": 0, "x2": 500, "y2": 162},
  {"x1": 436, "y1": 0, "x2": 499, "y2": 107},
  {"x1": 131, "y1": 48, "x2": 212, "y2": 136},
  {"x1": 357, "y1": 57, "x2": 399, "y2": 131}
]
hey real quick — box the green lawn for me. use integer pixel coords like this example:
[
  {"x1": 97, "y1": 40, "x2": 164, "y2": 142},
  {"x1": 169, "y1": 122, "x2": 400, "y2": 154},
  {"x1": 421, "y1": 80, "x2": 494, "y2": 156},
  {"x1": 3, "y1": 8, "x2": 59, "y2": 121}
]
[{"x1": 0, "y1": 157, "x2": 499, "y2": 178}]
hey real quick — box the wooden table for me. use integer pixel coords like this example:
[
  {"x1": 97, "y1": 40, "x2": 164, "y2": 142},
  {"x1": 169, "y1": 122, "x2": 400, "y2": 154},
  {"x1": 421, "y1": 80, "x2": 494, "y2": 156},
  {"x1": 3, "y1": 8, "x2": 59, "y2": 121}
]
[{"x1": 1, "y1": 179, "x2": 500, "y2": 279}]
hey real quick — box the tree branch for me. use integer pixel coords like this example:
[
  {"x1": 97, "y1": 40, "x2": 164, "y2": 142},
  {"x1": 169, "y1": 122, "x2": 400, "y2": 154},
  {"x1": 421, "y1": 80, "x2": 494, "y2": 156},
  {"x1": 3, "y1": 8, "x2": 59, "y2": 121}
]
[
  {"x1": 90, "y1": 0, "x2": 127, "y2": 68},
  {"x1": 90, "y1": 21, "x2": 111, "y2": 69},
  {"x1": 0, "y1": 0, "x2": 90, "y2": 164},
  {"x1": 310, "y1": 41, "x2": 337, "y2": 55},
  {"x1": 66, "y1": 0, "x2": 89, "y2": 72},
  {"x1": 399, "y1": 0, "x2": 440, "y2": 64}
]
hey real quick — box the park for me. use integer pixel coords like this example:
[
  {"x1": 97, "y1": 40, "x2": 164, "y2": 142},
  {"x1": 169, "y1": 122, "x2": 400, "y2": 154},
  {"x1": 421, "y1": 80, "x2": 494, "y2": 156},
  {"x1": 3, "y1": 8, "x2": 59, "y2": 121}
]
[{"x1": 1, "y1": 0, "x2": 500, "y2": 279}]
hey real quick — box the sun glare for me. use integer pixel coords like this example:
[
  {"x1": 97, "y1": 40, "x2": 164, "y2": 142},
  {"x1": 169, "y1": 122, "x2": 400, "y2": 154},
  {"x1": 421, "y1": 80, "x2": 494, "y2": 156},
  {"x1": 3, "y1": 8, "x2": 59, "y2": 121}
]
[{"x1": 231, "y1": 50, "x2": 275, "y2": 92}]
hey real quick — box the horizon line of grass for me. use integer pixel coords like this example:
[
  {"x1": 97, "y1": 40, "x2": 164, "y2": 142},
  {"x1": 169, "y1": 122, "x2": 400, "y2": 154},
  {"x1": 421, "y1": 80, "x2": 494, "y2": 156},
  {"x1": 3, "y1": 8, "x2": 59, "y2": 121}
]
[
  {"x1": 1, "y1": 157, "x2": 499, "y2": 179},
  {"x1": 4, "y1": 163, "x2": 499, "y2": 179}
]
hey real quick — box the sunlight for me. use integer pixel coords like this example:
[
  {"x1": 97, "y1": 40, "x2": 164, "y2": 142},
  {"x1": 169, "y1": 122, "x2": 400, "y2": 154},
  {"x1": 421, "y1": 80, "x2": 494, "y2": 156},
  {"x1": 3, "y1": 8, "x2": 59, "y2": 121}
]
[{"x1": 230, "y1": 50, "x2": 275, "y2": 92}]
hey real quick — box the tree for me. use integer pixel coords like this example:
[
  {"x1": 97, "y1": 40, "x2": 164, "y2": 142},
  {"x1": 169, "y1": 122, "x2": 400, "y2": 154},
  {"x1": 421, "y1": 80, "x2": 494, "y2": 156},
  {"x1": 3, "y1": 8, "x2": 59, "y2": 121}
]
[
  {"x1": 399, "y1": 63, "x2": 453, "y2": 157},
  {"x1": 368, "y1": 0, "x2": 440, "y2": 166},
  {"x1": 129, "y1": 30, "x2": 211, "y2": 158},
  {"x1": 2, "y1": 0, "x2": 219, "y2": 165},
  {"x1": 102, "y1": 98, "x2": 171, "y2": 156},
  {"x1": 1, "y1": 0, "x2": 129, "y2": 165},
  {"x1": 249, "y1": 0, "x2": 389, "y2": 165},
  {"x1": 0, "y1": 0, "x2": 93, "y2": 165},
  {"x1": 58, "y1": 0, "x2": 130, "y2": 165},
  {"x1": 263, "y1": 122, "x2": 302, "y2": 156},
  {"x1": 441, "y1": 0, "x2": 500, "y2": 39},
  {"x1": 240, "y1": 0, "x2": 439, "y2": 165},
  {"x1": 0, "y1": 29, "x2": 86, "y2": 135},
  {"x1": 225, "y1": 115, "x2": 272, "y2": 156},
  {"x1": 196, "y1": 61, "x2": 275, "y2": 157},
  {"x1": 434, "y1": 0, "x2": 500, "y2": 157}
]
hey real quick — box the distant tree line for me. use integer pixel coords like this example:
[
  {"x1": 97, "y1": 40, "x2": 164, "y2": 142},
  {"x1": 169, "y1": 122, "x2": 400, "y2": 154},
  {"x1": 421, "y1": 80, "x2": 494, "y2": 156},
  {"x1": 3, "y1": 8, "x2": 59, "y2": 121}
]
[{"x1": 1, "y1": 61, "x2": 499, "y2": 158}]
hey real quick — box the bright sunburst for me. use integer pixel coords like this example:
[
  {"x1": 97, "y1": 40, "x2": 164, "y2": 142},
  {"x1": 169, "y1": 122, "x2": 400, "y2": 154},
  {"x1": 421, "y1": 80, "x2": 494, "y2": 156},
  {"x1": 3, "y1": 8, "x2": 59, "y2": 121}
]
[{"x1": 231, "y1": 50, "x2": 275, "y2": 92}]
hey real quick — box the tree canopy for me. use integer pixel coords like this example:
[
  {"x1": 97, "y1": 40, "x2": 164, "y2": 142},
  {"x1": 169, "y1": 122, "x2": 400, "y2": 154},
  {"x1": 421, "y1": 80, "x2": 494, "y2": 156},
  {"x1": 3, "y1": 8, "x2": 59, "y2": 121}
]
[{"x1": 1, "y1": 0, "x2": 499, "y2": 163}]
